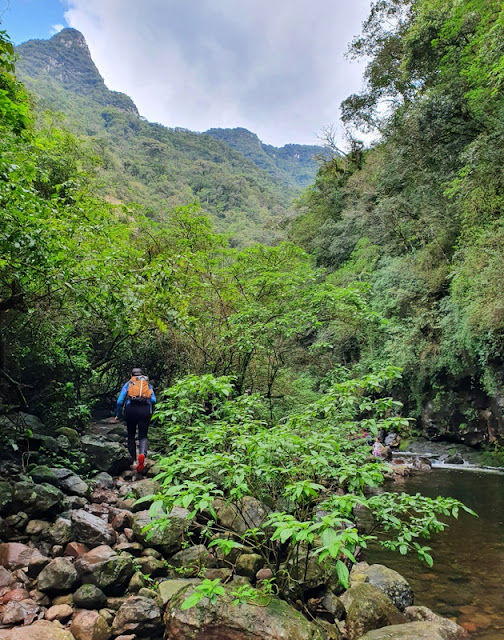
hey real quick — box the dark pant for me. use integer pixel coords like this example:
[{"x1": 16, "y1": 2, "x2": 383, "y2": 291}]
[{"x1": 124, "y1": 402, "x2": 151, "y2": 461}]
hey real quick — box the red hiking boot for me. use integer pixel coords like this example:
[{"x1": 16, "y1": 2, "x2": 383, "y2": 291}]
[{"x1": 137, "y1": 454, "x2": 145, "y2": 473}]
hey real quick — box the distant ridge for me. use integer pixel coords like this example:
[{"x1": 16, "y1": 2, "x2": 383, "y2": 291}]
[{"x1": 15, "y1": 29, "x2": 322, "y2": 245}]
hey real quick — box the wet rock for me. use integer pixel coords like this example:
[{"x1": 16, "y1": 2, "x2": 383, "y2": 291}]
[
  {"x1": 132, "y1": 508, "x2": 189, "y2": 555},
  {"x1": 405, "y1": 606, "x2": 469, "y2": 639},
  {"x1": 82, "y1": 554, "x2": 134, "y2": 596},
  {"x1": 0, "y1": 619, "x2": 74, "y2": 640},
  {"x1": 81, "y1": 436, "x2": 131, "y2": 475},
  {"x1": 112, "y1": 596, "x2": 162, "y2": 637},
  {"x1": 71, "y1": 510, "x2": 115, "y2": 547},
  {"x1": 217, "y1": 496, "x2": 270, "y2": 535},
  {"x1": 37, "y1": 557, "x2": 79, "y2": 593},
  {"x1": 2, "y1": 598, "x2": 40, "y2": 625},
  {"x1": 73, "y1": 584, "x2": 107, "y2": 609},
  {"x1": 13, "y1": 482, "x2": 64, "y2": 518},
  {"x1": 45, "y1": 604, "x2": 74, "y2": 622},
  {"x1": 70, "y1": 610, "x2": 112, "y2": 640},
  {"x1": 235, "y1": 553, "x2": 264, "y2": 579},
  {"x1": 0, "y1": 543, "x2": 44, "y2": 570},
  {"x1": 352, "y1": 563, "x2": 413, "y2": 611},
  {"x1": 165, "y1": 587, "x2": 324, "y2": 640},
  {"x1": 444, "y1": 453, "x2": 464, "y2": 465},
  {"x1": 341, "y1": 583, "x2": 406, "y2": 640},
  {"x1": 360, "y1": 620, "x2": 468, "y2": 639}
]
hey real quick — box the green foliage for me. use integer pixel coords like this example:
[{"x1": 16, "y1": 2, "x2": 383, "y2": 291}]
[{"x1": 150, "y1": 370, "x2": 469, "y2": 601}]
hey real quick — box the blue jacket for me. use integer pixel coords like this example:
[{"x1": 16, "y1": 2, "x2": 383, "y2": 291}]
[{"x1": 115, "y1": 380, "x2": 157, "y2": 417}]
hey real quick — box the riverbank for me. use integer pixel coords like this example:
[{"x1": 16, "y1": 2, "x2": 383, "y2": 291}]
[{"x1": 0, "y1": 416, "x2": 472, "y2": 639}]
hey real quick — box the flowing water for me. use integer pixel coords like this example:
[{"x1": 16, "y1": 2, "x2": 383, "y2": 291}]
[{"x1": 367, "y1": 468, "x2": 504, "y2": 639}]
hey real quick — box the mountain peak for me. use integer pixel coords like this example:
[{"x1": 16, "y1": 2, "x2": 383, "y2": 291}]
[{"x1": 16, "y1": 30, "x2": 139, "y2": 116}]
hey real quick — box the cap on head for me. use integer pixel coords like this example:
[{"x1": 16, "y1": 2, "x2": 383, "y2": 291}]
[{"x1": 131, "y1": 367, "x2": 143, "y2": 376}]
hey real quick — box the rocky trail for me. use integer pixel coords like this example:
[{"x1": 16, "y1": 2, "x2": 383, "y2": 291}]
[{"x1": 0, "y1": 417, "x2": 470, "y2": 640}]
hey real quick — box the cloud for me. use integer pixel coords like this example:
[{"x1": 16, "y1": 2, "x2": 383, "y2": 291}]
[
  {"x1": 63, "y1": 0, "x2": 370, "y2": 146},
  {"x1": 50, "y1": 24, "x2": 65, "y2": 35}
]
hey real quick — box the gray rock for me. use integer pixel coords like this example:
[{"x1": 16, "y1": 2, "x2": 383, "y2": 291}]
[
  {"x1": 47, "y1": 518, "x2": 72, "y2": 546},
  {"x1": 341, "y1": 583, "x2": 406, "y2": 640},
  {"x1": 360, "y1": 620, "x2": 468, "y2": 639},
  {"x1": 82, "y1": 554, "x2": 135, "y2": 596},
  {"x1": 321, "y1": 588, "x2": 345, "y2": 620},
  {"x1": 30, "y1": 466, "x2": 89, "y2": 497},
  {"x1": 405, "y1": 606, "x2": 468, "y2": 639},
  {"x1": 169, "y1": 545, "x2": 214, "y2": 577},
  {"x1": 71, "y1": 509, "x2": 116, "y2": 546},
  {"x1": 37, "y1": 557, "x2": 79, "y2": 593},
  {"x1": 73, "y1": 583, "x2": 108, "y2": 609},
  {"x1": 13, "y1": 481, "x2": 64, "y2": 517},
  {"x1": 112, "y1": 596, "x2": 162, "y2": 636},
  {"x1": 217, "y1": 496, "x2": 270, "y2": 535},
  {"x1": 81, "y1": 435, "x2": 131, "y2": 475},
  {"x1": 132, "y1": 508, "x2": 189, "y2": 555},
  {"x1": 353, "y1": 563, "x2": 413, "y2": 611},
  {"x1": 92, "y1": 473, "x2": 115, "y2": 489}
]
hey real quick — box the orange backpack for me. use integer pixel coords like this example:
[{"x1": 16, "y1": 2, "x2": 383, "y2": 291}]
[{"x1": 127, "y1": 376, "x2": 152, "y2": 402}]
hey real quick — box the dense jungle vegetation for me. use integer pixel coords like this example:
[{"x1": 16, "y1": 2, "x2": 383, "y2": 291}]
[
  {"x1": 2, "y1": 0, "x2": 504, "y2": 446},
  {"x1": 291, "y1": 0, "x2": 504, "y2": 444}
]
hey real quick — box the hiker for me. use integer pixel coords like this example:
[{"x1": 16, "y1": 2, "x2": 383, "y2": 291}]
[
  {"x1": 372, "y1": 437, "x2": 383, "y2": 458},
  {"x1": 114, "y1": 367, "x2": 156, "y2": 472}
]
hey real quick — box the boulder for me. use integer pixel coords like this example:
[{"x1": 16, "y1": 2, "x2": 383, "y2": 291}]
[
  {"x1": 37, "y1": 557, "x2": 79, "y2": 593},
  {"x1": 165, "y1": 587, "x2": 324, "y2": 640},
  {"x1": 112, "y1": 596, "x2": 162, "y2": 637},
  {"x1": 71, "y1": 510, "x2": 115, "y2": 547},
  {"x1": 217, "y1": 497, "x2": 270, "y2": 535},
  {"x1": 2, "y1": 599, "x2": 40, "y2": 625},
  {"x1": 0, "y1": 543, "x2": 44, "y2": 570},
  {"x1": 91, "y1": 474, "x2": 114, "y2": 490},
  {"x1": 405, "y1": 606, "x2": 468, "y2": 639},
  {"x1": 360, "y1": 620, "x2": 468, "y2": 640},
  {"x1": 47, "y1": 518, "x2": 73, "y2": 546},
  {"x1": 132, "y1": 508, "x2": 189, "y2": 555},
  {"x1": 0, "y1": 620, "x2": 74, "y2": 640},
  {"x1": 341, "y1": 583, "x2": 406, "y2": 640},
  {"x1": 82, "y1": 554, "x2": 135, "y2": 595},
  {"x1": 169, "y1": 545, "x2": 214, "y2": 577},
  {"x1": 351, "y1": 563, "x2": 413, "y2": 611},
  {"x1": 45, "y1": 604, "x2": 74, "y2": 622},
  {"x1": 135, "y1": 555, "x2": 166, "y2": 578},
  {"x1": 73, "y1": 584, "x2": 108, "y2": 609},
  {"x1": 13, "y1": 482, "x2": 64, "y2": 517},
  {"x1": 75, "y1": 546, "x2": 116, "y2": 574},
  {"x1": 29, "y1": 467, "x2": 88, "y2": 497},
  {"x1": 81, "y1": 436, "x2": 131, "y2": 475},
  {"x1": 235, "y1": 553, "x2": 264, "y2": 579},
  {"x1": 70, "y1": 610, "x2": 112, "y2": 640}
]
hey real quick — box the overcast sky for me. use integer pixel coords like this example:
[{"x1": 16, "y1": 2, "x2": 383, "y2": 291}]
[{"x1": 2, "y1": 0, "x2": 371, "y2": 147}]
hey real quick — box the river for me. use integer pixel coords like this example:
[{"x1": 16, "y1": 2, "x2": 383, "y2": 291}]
[{"x1": 367, "y1": 467, "x2": 504, "y2": 639}]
